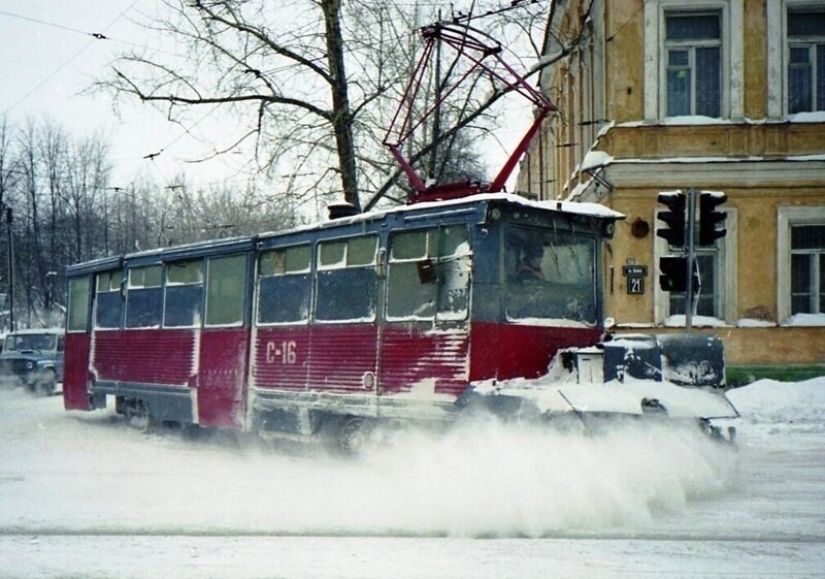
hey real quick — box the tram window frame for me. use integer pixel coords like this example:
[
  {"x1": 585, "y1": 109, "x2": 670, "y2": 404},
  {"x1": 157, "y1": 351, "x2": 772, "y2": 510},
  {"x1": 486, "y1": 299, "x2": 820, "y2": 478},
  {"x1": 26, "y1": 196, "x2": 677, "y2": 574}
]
[
  {"x1": 95, "y1": 270, "x2": 123, "y2": 329},
  {"x1": 163, "y1": 259, "x2": 205, "y2": 328},
  {"x1": 67, "y1": 276, "x2": 91, "y2": 332},
  {"x1": 315, "y1": 235, "x2": 379, "y2": 323},
  {"x1": 257, "y1": 244, "x2": 312, "y2": 325},
  {"x1": 125, "y1": 265, "x2": 163, "y2": 329},
  {"x1": 205, "y1": 254, "x2": 247, "y2": 327},
  {"x1": 386, "y1": 225, "x2": 471, "y2": 322},
  {"x1": 503, "y1": 226, "x2": 598, "y2": 324}
]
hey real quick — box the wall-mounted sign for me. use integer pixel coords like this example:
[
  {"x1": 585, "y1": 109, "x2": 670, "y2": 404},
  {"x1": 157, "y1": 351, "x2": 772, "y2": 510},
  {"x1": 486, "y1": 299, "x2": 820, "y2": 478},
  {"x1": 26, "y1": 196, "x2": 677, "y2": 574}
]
[{"x1": 622, "y1": 265, "x2": 648, "y2": 295}]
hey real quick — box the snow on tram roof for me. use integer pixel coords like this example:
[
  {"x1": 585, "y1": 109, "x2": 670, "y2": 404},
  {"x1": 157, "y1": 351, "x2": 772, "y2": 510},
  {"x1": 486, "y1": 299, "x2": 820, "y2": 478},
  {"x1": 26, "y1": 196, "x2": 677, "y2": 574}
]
[
  {"x1": 68, "y1": 193, "x2": 623, "y2": 273},
  {"x1": 262, "y1": 192, "x2": 624, "y2": 239},
  {"x1": 406, "y1": 192, "x2": 625, "y2": 220}
]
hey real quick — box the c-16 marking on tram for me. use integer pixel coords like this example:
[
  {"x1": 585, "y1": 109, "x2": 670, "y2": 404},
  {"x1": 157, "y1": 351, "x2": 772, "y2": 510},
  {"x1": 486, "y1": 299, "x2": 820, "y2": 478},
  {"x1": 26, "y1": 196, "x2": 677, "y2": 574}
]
[{"x1": 62, "y1": 19, "x2": 737, "y2": 452}]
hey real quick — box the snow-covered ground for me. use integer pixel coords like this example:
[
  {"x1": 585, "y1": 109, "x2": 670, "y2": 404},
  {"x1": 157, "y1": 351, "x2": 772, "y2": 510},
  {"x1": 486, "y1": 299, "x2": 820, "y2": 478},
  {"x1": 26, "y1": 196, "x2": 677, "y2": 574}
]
[{"x1": 1, "y1": 378, "x2": 823, "y2": 578}]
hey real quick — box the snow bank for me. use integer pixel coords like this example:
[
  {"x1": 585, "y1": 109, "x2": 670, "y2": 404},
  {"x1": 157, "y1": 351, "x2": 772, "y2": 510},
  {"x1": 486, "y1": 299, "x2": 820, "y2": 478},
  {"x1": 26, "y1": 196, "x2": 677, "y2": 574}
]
[{"x1": 726, "y1": 378, "x2": 825, "y2": 426}]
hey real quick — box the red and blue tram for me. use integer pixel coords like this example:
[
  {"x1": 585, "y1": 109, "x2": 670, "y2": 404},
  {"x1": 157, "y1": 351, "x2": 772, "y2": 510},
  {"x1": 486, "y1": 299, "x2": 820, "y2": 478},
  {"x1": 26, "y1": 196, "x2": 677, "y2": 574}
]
[{"x1": 63, "y1": 193, "x2": 624, "y2": 444}]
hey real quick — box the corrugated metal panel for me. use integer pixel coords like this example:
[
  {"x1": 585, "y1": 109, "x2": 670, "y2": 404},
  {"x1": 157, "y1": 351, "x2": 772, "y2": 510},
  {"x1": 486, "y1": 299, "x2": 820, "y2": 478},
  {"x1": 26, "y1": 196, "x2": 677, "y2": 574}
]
[
  {"x1": 93, "y1": 329, "x2": 195, "y2": 385},
  {"x1": 379, "y1": 324, "x2": 470, "y2": 397},
  {"x1": 251, "y1": 326, "x2": 311, "y2": 391},
  {"x1": 308, "y1": 325, "x2": 379, "y2": 392}
]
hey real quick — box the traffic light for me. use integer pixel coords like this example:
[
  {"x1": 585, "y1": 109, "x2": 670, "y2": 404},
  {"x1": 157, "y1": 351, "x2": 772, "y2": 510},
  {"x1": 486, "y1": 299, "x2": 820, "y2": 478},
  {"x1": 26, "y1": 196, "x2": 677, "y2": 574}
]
[
  {"x1": 659, "y1": 256, "x2": 700, "y2": 293},
  {"x1": 656, "y1": 192, "x2": 687, "y2": 248},
  {"x1": 659, "y1": 256, "x2": 687, "y2": 292},
  {"x1": 698, "y1": 191, "x2": 727, "y2": 246}
]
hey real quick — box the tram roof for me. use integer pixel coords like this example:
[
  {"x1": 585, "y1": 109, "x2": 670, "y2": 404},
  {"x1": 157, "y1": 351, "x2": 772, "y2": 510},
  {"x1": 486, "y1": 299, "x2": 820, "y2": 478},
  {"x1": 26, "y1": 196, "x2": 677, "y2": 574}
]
[
  {"x1": 67, "y1": 193, "x2": 623, "y2": 275},
  {"x1": 260, "y1": 192, "x2": 623, "y2": 239}
]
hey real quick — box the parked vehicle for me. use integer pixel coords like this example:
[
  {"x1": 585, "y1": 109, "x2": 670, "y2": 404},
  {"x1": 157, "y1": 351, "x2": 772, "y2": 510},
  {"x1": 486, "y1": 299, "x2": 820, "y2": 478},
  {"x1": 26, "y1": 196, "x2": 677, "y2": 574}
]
[{"x1": 0, "y1": 329, "x2": 65, "y2": 395}]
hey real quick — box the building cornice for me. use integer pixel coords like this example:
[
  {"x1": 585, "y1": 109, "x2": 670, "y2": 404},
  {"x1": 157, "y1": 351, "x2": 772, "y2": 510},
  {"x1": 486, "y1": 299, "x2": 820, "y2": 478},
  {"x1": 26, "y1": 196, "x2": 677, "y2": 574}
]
[{"x1": 601, "y1": 157, "x2": 825, "y2": 189}]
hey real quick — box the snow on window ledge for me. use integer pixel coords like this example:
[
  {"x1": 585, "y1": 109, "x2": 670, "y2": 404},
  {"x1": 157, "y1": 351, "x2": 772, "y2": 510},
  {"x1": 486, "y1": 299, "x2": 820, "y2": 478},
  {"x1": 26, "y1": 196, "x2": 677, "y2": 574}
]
[
  {"x1": 662, "y1": 315, "x2": 727, "y2": 328},
  {"x1": 782, "y1": 313, "x2": 825, "y2": 327},
  {"x1": 736, "y1": 318, "x2": 776, "y2": 328},
  {"x1": 788, "y1": 111, "x2": 825, "y2": 123}
]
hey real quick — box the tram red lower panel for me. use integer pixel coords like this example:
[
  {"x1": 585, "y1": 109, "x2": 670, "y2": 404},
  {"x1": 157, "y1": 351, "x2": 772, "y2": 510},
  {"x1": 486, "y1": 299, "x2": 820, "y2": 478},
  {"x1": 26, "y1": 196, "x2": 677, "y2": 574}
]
[
  {"x1": 74, "y1": 321, "x2": 602, "y2": 424},
  {"x1": 379, "y1": 325, "x2": 470, "y2": 396},
  {"x1": 92, "y1": 329, "x2": 196, "y2": 385},
  {"x1": 253, "y1": 325, "x2": 379, "y2": 393},
  {"x1": 64, "y1": 333, "x2": 92, "y2": 411},
  {"x1": 198, "y1": 329, "x2": 249, "y2": 428},
  {"x1": 469, "y1": 322, "x2": 602, "y2": 382}
]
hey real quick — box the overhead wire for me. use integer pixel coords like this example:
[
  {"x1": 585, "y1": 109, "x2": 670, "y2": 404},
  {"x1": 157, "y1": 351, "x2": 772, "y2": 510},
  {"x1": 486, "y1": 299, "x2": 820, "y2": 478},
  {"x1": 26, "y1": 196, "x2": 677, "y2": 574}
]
[
  {"x1": 2, "y1": 0, "x2": 546, "y2": 193},
  {"x1": 0, "y1": 2, "x2": 145, "y2": 116}
]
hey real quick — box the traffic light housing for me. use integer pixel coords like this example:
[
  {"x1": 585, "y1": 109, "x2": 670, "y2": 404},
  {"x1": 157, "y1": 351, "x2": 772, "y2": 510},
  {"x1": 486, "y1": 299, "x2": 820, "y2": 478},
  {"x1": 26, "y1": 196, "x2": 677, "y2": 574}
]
[
  {"x1": 698, "y1": 191, "x2": 727, "y2": 246},
  {"x1": 656, "y1": 192, "x2": 687, "y2": 247},
  {"x1": 659, "y1": 256, "x2": 700, "y2": 293}
]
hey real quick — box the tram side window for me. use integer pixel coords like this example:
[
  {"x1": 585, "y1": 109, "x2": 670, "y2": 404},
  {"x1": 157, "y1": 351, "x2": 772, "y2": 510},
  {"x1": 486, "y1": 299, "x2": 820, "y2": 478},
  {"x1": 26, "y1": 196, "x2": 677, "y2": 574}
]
[
  {"x1": 125, "y1": 265, "x2": 163, "y2": 328},
  {"x1": 95, "y1": 270, "x2": 123, "y2": 329},
  {"x1": 67, "y1": 276, "x2": 91, "y2": 332},
  {"x1": 387, "y1": 226, "x2": 471, "y2": 321},
  {"x1": 164, "y1": 260, "x2": 204, "y2": 328},
  {"x1": 206, "y1": 254, "x2": 246, "y2": 326},
  {"x1": 257, "y1": 245, "x2": 311, "y2": 324},
  {"x1": 315, "y1": 236, "x2": 378, "y2": 322}
]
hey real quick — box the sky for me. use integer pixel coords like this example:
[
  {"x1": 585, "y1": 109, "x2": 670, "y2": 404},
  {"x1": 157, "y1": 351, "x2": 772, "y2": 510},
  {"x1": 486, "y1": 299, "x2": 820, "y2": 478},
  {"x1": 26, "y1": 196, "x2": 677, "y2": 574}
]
[
  {"x1": 0, "y1": 1, "x2": 538, "y2": 203},
  {"x1": 0, "y1": 1, "x2": 295, "y2": 191}
]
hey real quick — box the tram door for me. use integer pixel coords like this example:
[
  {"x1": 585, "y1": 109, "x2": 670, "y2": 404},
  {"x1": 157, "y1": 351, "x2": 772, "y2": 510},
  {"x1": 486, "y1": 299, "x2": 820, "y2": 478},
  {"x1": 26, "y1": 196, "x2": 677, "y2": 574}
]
[
  {"x1": 197, "y1": 254, "x2": 250, "y2": 428},
  {"x1": 379, "y1": 225, "x2": 472, "y2": 397},
  {"x1": 64, "y1": 274, "x2": 95, "y2": 410}
]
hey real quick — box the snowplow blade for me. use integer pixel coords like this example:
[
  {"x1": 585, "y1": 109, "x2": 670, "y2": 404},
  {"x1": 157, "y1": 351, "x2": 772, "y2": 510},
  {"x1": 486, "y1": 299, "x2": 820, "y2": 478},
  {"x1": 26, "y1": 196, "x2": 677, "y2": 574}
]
[{"x1": 461, "y1": 380, "x2": 739, "y2": 421}]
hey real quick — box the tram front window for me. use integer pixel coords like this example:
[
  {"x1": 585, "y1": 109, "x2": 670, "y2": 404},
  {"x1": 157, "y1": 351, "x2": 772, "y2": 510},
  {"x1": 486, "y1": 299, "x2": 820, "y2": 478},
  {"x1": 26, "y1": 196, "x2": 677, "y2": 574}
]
[{"x1": 504, "y1": 227, "x2": 597, "y2": 324}]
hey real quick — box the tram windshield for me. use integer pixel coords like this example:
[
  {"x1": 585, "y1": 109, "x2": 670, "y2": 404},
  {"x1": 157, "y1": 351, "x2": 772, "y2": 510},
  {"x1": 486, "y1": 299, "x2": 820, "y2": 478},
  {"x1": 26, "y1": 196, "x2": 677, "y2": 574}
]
[{"x1": 504, "y1": 226, "x2": 598, "y2": 324}]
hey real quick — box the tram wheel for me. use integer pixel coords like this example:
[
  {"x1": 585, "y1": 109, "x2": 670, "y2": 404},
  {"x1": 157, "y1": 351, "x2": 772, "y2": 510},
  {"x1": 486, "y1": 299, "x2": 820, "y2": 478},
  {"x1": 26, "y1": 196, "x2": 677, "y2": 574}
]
[{"x1": 337, "y1": 416, "x2": 370, "y2": 455}]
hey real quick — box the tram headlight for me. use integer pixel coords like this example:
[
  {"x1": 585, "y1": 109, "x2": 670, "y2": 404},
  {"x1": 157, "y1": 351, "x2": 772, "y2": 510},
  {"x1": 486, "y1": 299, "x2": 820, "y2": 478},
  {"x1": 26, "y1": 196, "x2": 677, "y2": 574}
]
[{"x1": 603, "y1": 221, "x2": 615, "y2": 238}]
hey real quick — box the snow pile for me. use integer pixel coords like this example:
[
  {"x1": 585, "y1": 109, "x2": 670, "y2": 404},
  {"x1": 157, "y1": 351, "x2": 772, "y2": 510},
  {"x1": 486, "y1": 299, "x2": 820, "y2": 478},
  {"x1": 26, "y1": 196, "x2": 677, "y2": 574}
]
[{"x1": 725, "y1": 378, "x2": 825, "y2": 429}]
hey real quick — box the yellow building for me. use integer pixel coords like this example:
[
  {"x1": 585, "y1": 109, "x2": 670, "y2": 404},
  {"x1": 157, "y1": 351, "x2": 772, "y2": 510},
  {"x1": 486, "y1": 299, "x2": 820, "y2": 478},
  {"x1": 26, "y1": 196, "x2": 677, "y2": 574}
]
[{"x1": 519, "y1": 0, "x2": 825, "y2": 369}]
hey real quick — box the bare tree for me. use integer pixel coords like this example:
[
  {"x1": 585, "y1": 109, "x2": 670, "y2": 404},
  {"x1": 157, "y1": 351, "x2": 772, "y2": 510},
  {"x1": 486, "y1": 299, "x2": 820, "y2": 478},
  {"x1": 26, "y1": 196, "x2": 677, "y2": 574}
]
[
  {"x1": 103, "y1": 0, "x2": 372, "y2": 210},
  {"x1": 98, "y1": 1, "x2": 556, "y2": 213}
]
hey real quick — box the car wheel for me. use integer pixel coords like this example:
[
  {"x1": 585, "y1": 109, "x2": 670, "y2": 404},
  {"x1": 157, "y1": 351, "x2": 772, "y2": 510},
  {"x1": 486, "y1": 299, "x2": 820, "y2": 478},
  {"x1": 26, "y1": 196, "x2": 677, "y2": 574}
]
[{"x1": 37, "y1": 370, "x2": 57, "y2": 397}]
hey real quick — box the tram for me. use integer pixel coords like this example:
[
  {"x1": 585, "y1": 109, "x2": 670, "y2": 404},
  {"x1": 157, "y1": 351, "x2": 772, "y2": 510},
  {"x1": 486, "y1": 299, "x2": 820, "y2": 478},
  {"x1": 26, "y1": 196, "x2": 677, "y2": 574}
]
[{"x1": 62, "y1": 193, "x2": 634, "y2": 444}]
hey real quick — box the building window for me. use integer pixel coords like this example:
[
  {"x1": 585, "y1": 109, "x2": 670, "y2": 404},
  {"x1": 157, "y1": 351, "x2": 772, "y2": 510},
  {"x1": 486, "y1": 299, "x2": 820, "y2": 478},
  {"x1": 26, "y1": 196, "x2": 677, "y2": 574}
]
[
  {"x1": 787, "y1": 9, "x2": 825, "y2": 114},
  {"x1": 655, "y1": 204, "x2": 736, "y2": 325},
  {"x1": 790, "y1": 224, "x2": 825, "y2": 315},
  {"x1": 665, "y1": 11, "x2": 723, "y2": 117},
  {"x1": 668, "y1": 251, "x2": 721, "y2": 318},
  {"x1": 778, "y1": 207, "x2": 825, "y2": 324}
]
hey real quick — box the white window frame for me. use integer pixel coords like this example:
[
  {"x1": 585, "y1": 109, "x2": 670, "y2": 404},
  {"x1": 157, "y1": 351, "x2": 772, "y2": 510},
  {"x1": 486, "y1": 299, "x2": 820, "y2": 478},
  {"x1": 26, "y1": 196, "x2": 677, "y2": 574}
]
[
  {"x1": 777, "y1": 206, "x2": 825, "y2": 325},
  {"x1": 644, "y1": 0, "x2": 744, "y2": 121},
  {"x1": 654, "y1": 205, "x2": 737, "y2": 325},
  {"x1": 767, "y1": 0, "x2": 825, "y2": 118}
]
